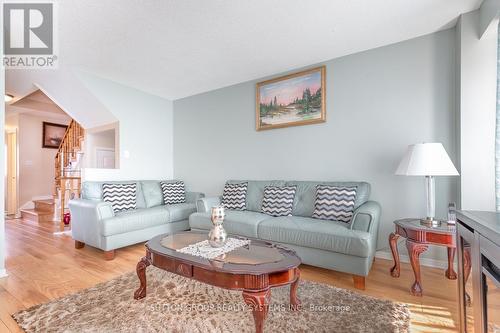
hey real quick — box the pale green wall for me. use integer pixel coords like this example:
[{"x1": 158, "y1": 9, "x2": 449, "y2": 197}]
[
  {"x1": 76, "y1": 71, "x2": 174, "y2": 182},
  {"x1": 173, "y1": 28, "x2": 459, "y2": 262}
]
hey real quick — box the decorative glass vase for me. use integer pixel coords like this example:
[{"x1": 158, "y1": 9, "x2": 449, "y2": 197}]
[{"x1": 208, "y1": 205, "x2": 227, "y2": 248}]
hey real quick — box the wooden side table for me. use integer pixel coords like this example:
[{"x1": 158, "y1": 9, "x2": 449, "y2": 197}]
[{"x1": 389, "y1": 218, "x2": 459, "y2": 296}]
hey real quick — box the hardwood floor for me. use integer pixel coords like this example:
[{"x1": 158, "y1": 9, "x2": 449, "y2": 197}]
[{"x1": 0, "y1": 218, "x2": 462, "y2": 332}]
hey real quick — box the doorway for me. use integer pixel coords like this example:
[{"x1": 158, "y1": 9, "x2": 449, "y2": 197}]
[
  {"x1": 84, "y1": 124, "x2": 119, "y2": 169},
  {"x1": 5, "y1": 130, "x2": 18, "y2": 216},
  {"x1": 96, "y1": 147, "x2": 115, "y2": 169}
]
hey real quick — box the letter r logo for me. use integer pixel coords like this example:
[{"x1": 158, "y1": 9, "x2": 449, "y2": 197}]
[{"x1": 3, "y1": 3, "x2": 53, "y2": 55}]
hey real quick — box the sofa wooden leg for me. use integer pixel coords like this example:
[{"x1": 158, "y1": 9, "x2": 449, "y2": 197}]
[
  {"x1": 104, "y1": 250, "x2": 115, "y2": 260},
  {"x1": 75, "y1": 240, "x2": 85, "y2": 249},
  {"x1": 353, "y1": 275, "x2": 366, "y2": 290}
]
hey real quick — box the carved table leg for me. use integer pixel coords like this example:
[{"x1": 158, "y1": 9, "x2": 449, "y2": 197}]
[
  {"x1": 243, "y1": 289, "x2": 271, "y2": 333},
  {"x1": 133, "y1": 256, "x2": 151, "y2": 300},
  {"x1": 290, "y1": 268, "x2": 301, "y2": 310},
  {"x1": 389, "y1": 232, "x2": 400, "y2": 277},
  {"x1": 406, "y1": 240, "x2": 428, "y2": 296},
  {"x1": 463, "y1": 246, "x2": 472, "y2": 306},
  {"x1": 445, "y1": 247, "x2": 457, "y2": 280}
]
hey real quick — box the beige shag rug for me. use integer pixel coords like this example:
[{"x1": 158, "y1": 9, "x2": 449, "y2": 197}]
[{"x1": 13, "y1": 267, "x2": 410, "y2": 332}]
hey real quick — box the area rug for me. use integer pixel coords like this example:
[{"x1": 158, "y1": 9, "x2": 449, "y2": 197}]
[{"x1": 13, "y1": 267, "x2": 410, "y2": 332}]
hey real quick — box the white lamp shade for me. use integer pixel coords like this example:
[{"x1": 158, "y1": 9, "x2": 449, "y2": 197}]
[{"x1": 395, "y1": 143, "x2": 459, "y2": 176}]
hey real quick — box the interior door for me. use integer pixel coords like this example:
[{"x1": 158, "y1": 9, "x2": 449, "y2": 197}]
[
  {"x1": 96, "y1": 148, "x2": 115, "y2": 169},
  {"x1": 6, "y1": 131, "x2": 18, "y2": 215}
]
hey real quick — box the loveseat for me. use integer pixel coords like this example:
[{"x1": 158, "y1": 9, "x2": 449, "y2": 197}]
[
  {"x1": 189, "y1": 180, "x2": 381, "y2": 289},
  {"x1": 69, "y1": 180, "x2": 204, "y2": 260}
]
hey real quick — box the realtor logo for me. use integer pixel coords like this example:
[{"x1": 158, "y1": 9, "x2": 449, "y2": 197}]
[{"x1": 3, "y1": 2, "x2": 58, "y2": 68}]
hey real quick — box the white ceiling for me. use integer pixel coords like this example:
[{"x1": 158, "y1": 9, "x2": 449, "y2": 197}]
[
  {"x1": 6, "y1": 90, "x2": 70, "y2": 121},
  {"x1": 7, "y1": 0, "x2": 481, "y2": 101},
  {"x1": 11, "y1": 90, "x2": 64, "y2": 113}
]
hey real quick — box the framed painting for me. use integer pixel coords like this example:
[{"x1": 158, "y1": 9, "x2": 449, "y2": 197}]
[
  {"x1": 42, "y1": 122, "x2": 67, "y2": 148},
  {"x1": 256, "y1": 66, "x2": 326, "y2": 131}
]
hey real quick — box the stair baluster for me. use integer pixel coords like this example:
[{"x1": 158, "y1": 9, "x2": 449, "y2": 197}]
[{"x1": 54, "y1": 120, "x2": 85, "y2": 231}]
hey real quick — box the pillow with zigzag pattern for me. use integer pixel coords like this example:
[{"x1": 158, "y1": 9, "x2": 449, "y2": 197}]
[
  {"x1": 102, "y1": 183, "x2": 137, "y2": 213},
  {"x1": 261, "y1": 186, "x2": 296, "y2": 217},
  {"x1": 160, "y1": 181, "x2": 186, "y2": 205},
  {"x1": 221, "y1": 182, "x2": 248, "y2": 210},
  {"x1": 312, "y1": 185, "x2": 357, "y2": 223}
]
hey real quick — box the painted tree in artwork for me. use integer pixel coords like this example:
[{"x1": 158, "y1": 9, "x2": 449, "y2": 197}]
[
  {"x1": 302, "y1": 88, "x2": 312, "y2": 114},
  {"x1": 297, "y1": 87, "x2": 321, "y2": 115}
]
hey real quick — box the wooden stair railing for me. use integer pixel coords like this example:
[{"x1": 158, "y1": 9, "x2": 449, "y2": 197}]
[{"x1": 54, "y1": 120, "x2": 85, "y2": 231}]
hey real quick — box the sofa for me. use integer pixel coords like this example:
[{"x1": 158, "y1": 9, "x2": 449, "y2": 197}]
[
  {"x1": 189, "y1": 180, "x2": 381, "y2": 289},
  {"x1": 69, "y1": 180, "x2": 204, "y2": 260}
]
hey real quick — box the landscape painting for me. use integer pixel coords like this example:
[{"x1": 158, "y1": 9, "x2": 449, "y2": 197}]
[
  {"x1": 256, "y1": 66, "x2": 325, "y2": 130},
  {"x1": 42, "y1": 122, "x2": 67, "y2": 148}
]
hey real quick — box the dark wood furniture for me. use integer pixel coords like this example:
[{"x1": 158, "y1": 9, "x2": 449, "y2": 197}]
[
  {"x1": 389, "y1": 218, "x2": 460, "y2": 296},
  {"x1": 133, "y1": 231, "x2": 301, "y2": 333},
  {"x1": 457, "y1": 211, "x2": 500, "y2": 333}
]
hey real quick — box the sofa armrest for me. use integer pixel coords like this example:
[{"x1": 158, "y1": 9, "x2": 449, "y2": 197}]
[
  {"x1": 350, "y1": 201, "x2": 381, "y2": 233},
  {"x1": 186, "y1": 191, "x2": 205, "y2": 204},
  {"x1": 69, "y1": 199, "x2": 115, "y2": 248},
  {"x1": 196, "y1": 196, "x2": 221, "y2": 213}
]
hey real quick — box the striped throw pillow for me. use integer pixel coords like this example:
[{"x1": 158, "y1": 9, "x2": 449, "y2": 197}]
[
  {"x1": 160, "y1": 181, "x2": 186, "y2": 204},
  {"x1": 222, "y1": 182, "x2": 248, "y2": 210},
  {"x1": 312, "y1": 185, "x2": 357, "y2": 223},
  {"x1": 261, "y1": 186, "x2": 296, "y2": 217},
  {"x1": 102, "y1": 183, "x2": 137, "y2": 213}
]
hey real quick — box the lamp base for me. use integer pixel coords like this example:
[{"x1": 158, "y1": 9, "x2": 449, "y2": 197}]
[{"x1": 420, "y1": 218, "x2": 442, "y2": 228}]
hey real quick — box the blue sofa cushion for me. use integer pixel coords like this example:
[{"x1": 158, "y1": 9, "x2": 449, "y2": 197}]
[
  {"x1": 227, "y1": 180, "x2": 286, "y2": 212},
  {"x1": 189, "y1": 210, "x2": 272, "y2": 238},
  {"x1": 101, "y1": 202, "x2": 196, "y2": 237},
  {"x1": 188, "y1": 212, "x2": 212, "y2": 231},
  {"x1": 285, "y1": 181, "x2": 370, "y2": 217},
  {"x1": 101, "y1": 206, "x2": 170, "y2": 236},
  {"x1": 257, "y1": 215, "x2": 372, "y2": 257},
  {"x1": 141, "y1": 181, "x2": 164, "y2": 208},
  {"x1": 82, "y1": 181, "x2": 147, "y2": 208},
  {"x1": 165, "y1": 203, "x2": 196, "y2": 222}
]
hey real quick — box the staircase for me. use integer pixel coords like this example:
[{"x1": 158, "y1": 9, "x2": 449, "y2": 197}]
[
  {"x1": 54, "y1": 120, "x2": 85, "y2": 231},
  {"x1": 20, "y1": 199, "x2": 56, "y2": 222}
]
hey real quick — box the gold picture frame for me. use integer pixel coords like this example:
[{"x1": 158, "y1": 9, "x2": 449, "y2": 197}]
[{"x1": 256, "y1": 66, "x2": 326, "y2": 131}]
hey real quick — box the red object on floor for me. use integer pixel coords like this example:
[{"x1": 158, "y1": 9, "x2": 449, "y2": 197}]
[{"x1": 63, "y1": 212, "x2": 71, "y2": 225}]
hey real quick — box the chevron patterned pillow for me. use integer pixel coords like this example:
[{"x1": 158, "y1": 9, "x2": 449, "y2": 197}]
[
  {"x1": 221, "y1": 182, "x2": 248, "y2": 210},
  {"x1": 261, "y1": 186, "x2": 297, "y2": 217},
  {"x1": 312, "y1": 185, "x2": 358, "y2": 223},
  {"x1": 102, "y1": 183, "x2": 137, "y2": 213},
  {"x1": 160, "y1": 181, "x2": 186, "y2": 205}
]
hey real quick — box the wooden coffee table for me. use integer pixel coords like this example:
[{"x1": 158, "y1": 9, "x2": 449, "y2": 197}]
[{"x1": 133, "y1": 231, "x2": 301, "y2": 333}]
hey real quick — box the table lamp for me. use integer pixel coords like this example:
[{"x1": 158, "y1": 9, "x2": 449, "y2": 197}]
[{"x1": 395, "y1": 143, "x2": 459, "y2": 227}]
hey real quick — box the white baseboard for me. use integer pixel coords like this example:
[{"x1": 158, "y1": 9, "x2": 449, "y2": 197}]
[
  {"x1": 53, "y1": 230, "x2": 72, "y2": 237},
  {"x1": 0, "y1": 268, "x2": 7, "y2": 278},
  {"x1": 19, "y1": 201, "x2": 34, "y2": 210},
  {"x1": 375, "y1": 250, "x2": 449, "y2": 269}
]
